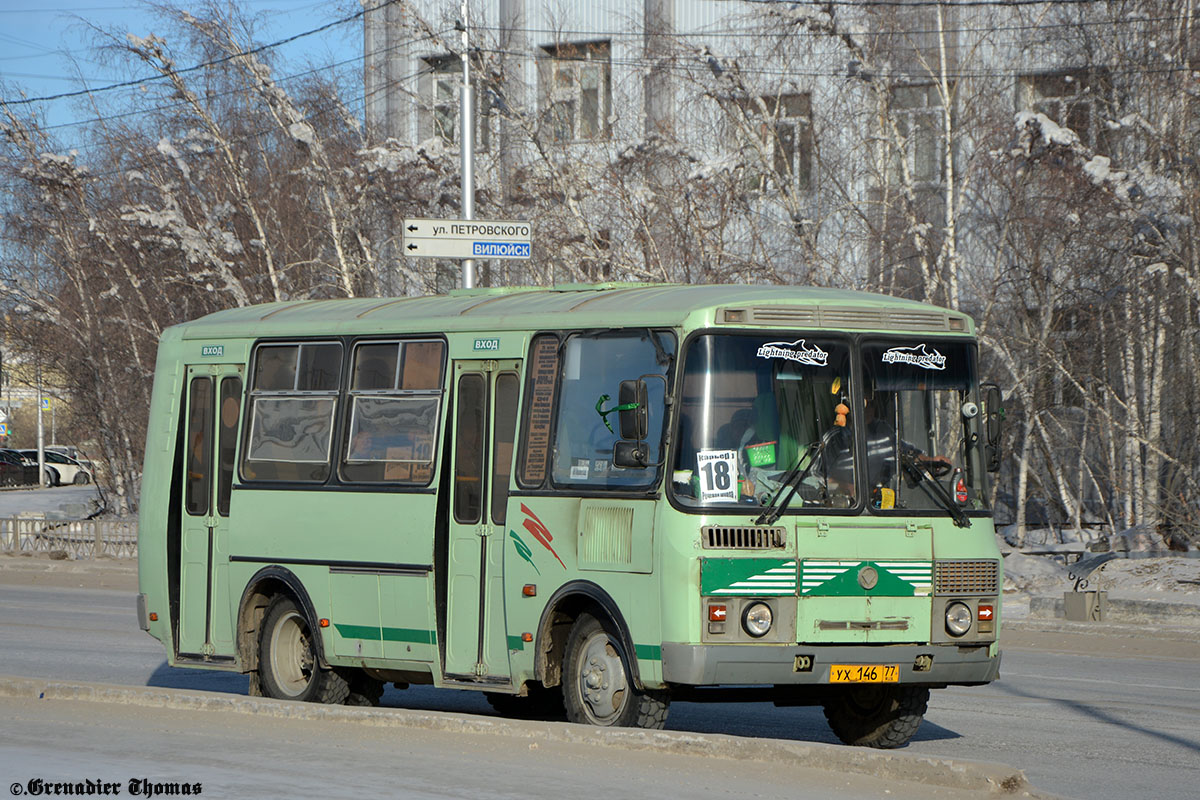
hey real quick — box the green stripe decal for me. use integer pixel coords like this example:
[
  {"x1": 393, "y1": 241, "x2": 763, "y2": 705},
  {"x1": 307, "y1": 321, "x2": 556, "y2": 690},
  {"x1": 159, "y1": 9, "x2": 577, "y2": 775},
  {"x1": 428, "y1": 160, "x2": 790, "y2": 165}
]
[
  {"x1": 334, "y1": 624, "x2": 435, "y2": 645},
  {"x1": 700, "y1": 557, "x2": 797, "y2": 596},
  {"x1": 634, "y1": 644, "x2": 662, "y2": 661},
  {"x1": 800, "y1": 560, "x2": 932, "y2": 597},
  {"x1": 507, "y1": 635, "x2": 526, "y2": 651}
]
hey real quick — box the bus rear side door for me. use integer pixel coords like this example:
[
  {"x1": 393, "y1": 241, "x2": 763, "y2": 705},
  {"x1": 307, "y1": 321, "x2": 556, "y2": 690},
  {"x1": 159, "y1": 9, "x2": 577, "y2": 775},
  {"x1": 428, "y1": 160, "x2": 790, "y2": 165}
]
[
  {"x1": 178, "y1": 365, "x2": 243, "y2": 658},
  {"x1": 444, "y1": 359, "x2": 521, "y2": 681}
]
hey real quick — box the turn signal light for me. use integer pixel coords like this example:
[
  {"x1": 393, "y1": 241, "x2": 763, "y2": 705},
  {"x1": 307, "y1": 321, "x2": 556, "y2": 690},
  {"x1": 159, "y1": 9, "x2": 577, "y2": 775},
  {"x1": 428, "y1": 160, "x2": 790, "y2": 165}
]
[
  {"x1": 978, "y1": 605, "x2": 994, "y2": 621},
  {"x1": 318, "y1": 618, "x2": 330, "y2": 628},
  {"x1": 521, "y1": 632, "x2": 533, "y2": 643},
  {"x1": 148, "y1": 612, "x2": 158, "y2": 622},
  {"x1": 708, "y1": 604, "x2": 727, "y2": 622},
  {"x1": 522, "y1": 584, "x2": 537, "y2": 597}
]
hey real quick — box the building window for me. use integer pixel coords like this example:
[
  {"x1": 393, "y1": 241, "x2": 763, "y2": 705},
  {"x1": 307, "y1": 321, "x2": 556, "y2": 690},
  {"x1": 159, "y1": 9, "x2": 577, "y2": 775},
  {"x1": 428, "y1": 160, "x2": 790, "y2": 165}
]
[
  {"x1": 1019, "y1": 70, "x2": 1107, "y2": 150},
  {"x1": 421, "y1": 54, "x2": 489, "y2": 150},
  {"x1": 733, "y1": 93, "x2": 814, "y2": 194},
  {"x1": 890, "y1": 83, "x2": 945, "y2": 186},
  {"x1": 539, "y1": 41, "x2": 611, "y2": 142}
]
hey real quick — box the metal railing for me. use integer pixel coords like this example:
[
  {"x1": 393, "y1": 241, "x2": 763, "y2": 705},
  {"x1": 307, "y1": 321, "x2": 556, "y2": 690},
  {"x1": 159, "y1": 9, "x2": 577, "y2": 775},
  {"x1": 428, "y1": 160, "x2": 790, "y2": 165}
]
[{"x1": 0, "y1": 517, "x2": 137, "y2": 559}]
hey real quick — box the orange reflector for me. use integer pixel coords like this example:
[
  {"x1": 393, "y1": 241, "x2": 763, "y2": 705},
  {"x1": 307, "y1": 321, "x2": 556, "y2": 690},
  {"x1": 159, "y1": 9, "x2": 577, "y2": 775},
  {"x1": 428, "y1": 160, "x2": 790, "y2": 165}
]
[
  {"x1": 522, "y1": 584, "x2": 537, "y2": 597},
  {"x1": 521, "y1": 632, "x2": 533, "y2": 643},
  {"x1": 977, "y1": 605, "x2": 994, "y2": 621},
  {"x1": 319, "y1": 618, "x2": 330, "y2": 628},
  {"x1": 708, "y1": 604, "x2": 727, "y2": 622},
  {"x1": 148, "y1": 612, "x2": 158, "y2": 622}
]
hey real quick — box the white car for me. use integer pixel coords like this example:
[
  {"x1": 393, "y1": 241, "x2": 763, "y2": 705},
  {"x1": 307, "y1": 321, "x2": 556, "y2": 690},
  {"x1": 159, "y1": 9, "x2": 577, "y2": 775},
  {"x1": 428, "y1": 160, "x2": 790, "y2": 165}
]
[{"x1": 20, "y1": 449, "x2": 93, "y2": 486}]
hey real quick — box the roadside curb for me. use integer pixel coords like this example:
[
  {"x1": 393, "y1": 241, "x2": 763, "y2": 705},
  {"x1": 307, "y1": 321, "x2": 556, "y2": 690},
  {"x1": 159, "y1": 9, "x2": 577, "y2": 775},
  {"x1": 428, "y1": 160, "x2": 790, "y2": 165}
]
[{"x1": 0, "y1": 675, "x2": 1047, "y2": 797}]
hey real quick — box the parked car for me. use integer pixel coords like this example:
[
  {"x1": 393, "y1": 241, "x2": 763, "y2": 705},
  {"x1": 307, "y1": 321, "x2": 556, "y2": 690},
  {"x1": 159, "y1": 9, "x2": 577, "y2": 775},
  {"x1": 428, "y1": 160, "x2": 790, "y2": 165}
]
[
  {"x1": 19, "y1": 449, "x2": 93, "y2": 486},
  {"x1": 0, "y1": 450, "x2": 38, "y2": 485}
]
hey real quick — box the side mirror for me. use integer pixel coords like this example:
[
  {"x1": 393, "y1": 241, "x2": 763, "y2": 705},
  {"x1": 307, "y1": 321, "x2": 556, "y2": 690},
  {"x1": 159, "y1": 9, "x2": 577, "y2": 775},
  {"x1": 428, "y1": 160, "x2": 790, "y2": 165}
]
[
  {"x1": 618, "y1": 379, "x2": 648, "y2": 441},
  {"x1": 613, "y1": 440, "x2": 649, "y2": 469},
  {"x1": 982, "y1": 384, "x2": 1003, "y2": 472}
]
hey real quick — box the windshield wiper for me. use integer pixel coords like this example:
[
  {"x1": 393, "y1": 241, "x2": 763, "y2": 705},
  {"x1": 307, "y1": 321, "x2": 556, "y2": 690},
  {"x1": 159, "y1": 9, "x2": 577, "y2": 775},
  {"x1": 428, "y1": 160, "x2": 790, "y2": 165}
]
[
  {"x1": 755, "y1": 427, "x2": 840, "y2": 527},
  {"x1": 899, "y1": 451, "x2": 971, "y2": 528}
]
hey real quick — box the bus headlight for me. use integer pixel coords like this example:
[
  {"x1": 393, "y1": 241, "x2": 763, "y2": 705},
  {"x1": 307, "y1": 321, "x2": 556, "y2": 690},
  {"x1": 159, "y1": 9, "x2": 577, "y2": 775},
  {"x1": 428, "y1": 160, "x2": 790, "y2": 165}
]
[
  {"x1": 742, "y1": 602, "x2": 773, "y2": 638},
  {"x1": 945, "y1": 601, "x2": 973, "y2": 637}
]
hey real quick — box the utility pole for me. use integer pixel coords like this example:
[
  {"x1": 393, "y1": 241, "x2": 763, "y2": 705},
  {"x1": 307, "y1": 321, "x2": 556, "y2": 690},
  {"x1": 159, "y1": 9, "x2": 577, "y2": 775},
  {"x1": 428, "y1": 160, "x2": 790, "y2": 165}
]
[
  {"x1": 36, "y1": 364, "x2": 45, "y2": 488},
  {"x1": 460, "y1": 0, "x2": 476, "y2": 289}
]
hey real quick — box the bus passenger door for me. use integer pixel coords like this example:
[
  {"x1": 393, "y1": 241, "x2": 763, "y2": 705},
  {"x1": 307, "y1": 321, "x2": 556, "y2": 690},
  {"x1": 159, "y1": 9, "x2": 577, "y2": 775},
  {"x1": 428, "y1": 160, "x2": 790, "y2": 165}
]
[
  {"x1": 177, "y1": 365, "x2": 244, "y2": 659},
  {"x1": 444, "y1": 360, "x2": 521, "y2": 682}
]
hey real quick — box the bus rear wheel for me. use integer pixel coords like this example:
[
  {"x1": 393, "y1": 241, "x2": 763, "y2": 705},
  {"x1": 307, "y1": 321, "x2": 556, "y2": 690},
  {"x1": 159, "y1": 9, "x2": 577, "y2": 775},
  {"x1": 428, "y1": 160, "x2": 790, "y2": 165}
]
[
  {"x1": 822, "y1": 685, "x2": 928, "y2": 748},
  {"x1": 258, "y1": 596, "x2": 348, "y2": 704},
  {"x1": 562, "y1": 613, "x2": 668, "y2": 729}
]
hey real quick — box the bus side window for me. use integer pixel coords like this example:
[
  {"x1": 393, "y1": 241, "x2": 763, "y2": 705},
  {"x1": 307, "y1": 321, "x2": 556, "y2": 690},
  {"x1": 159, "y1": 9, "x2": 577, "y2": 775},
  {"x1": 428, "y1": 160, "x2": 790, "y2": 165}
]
[
  {"x1": 242, "y1": 342, "x2": 342, "y2": 483},
  {"x1": 341, "y1": 339, "x2": 445, "y2": 485},
  {"x1": 217, "y1": 376, "x2": 242, "y2": 516},
  {"x1": 185, "y1": 377, "x2": 213, "y2": 516},
  {"x1": 517, "y1": 334, "x2": 559, "y2": 489},
  {"x1": 454, "y1": 373, "x2": 487, "y2": 523},
  {"x1": 491, "y1": 372, "x2": 519, "y2": 525}
]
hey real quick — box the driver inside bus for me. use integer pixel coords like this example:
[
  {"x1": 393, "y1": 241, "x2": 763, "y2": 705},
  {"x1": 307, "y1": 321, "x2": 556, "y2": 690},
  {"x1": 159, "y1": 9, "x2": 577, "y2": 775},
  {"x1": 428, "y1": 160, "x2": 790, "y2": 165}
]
[{"x1": 820, "y1": 393, "x2": 952, "y2": 506}]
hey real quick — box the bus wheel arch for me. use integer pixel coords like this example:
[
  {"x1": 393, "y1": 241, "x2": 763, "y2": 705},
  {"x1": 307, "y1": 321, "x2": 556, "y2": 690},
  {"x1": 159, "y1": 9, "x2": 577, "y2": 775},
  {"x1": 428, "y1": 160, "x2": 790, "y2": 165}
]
[
  {"x1": 533, "y1": 581, "x2": 644, "y2": 692},
  {"x1": 236, "y1": 567, "x2": 346, "y2": 703}
]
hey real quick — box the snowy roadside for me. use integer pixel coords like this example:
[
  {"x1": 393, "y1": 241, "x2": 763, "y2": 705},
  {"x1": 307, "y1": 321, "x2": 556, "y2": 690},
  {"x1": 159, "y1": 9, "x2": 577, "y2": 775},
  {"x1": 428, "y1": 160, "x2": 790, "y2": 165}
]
[{"x1": 1002, "y1": 551, "x2": 1200, "y2": 628}]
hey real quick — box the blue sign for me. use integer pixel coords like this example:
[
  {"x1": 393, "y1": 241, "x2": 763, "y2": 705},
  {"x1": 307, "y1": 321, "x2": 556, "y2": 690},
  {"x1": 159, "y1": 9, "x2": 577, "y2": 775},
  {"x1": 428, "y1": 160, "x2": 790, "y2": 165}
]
[{"x1": 472, "y1": 241, "x2": 531, "y2": 258}]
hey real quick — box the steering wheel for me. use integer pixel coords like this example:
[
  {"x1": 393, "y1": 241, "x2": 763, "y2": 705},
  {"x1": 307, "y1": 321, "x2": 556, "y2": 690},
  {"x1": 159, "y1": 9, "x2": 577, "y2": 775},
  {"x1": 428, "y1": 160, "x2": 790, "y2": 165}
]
[{"x1": 925, "y1": 458, "x2": 952, "y2": 478}]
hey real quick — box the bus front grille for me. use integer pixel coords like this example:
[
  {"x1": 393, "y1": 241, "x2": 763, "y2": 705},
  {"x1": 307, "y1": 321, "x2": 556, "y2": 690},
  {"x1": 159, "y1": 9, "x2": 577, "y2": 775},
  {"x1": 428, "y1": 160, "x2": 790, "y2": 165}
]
[
  {"x1": 935, "y1": 559, "x2": 1000, "y2": 595},
  {"x1": 702, "y1": 526, "x2": 786, "y2": 550}
]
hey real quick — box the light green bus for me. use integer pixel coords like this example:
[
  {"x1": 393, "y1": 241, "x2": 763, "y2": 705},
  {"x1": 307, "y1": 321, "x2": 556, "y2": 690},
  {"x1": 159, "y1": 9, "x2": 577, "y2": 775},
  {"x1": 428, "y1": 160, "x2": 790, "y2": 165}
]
[{"x1": 137, "y1": 283, "x2": 1003, "y2": 747}]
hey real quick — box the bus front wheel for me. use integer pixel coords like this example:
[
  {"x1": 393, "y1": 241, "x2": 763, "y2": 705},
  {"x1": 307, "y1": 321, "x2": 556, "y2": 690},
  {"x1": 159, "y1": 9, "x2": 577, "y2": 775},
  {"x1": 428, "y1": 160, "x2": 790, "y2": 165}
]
[
  {"x1": 258, "y1": 596, "x2": 348, "y2": 704},
  {"x1": 822, "y1": 685, "x2": 928, "y2": 748},
  {"x1": 562, "y1": 613, "x2": 668, "y2": 729}
]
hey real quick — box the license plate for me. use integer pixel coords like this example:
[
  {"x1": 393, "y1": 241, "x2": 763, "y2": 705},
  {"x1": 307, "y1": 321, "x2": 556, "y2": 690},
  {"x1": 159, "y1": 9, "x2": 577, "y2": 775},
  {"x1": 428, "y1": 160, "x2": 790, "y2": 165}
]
[{"x1": 829, "y1": 664, "x2": 899, "y2": 683}]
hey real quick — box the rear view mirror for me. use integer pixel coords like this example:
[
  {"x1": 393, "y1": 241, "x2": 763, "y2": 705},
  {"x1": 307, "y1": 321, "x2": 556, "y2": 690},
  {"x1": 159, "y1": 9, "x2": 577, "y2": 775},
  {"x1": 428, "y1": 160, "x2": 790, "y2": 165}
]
[
  {"x1": 618, "y1": 379, "x2": 648, "y2": 441},
  {"x1": 613, "y1": 440, "x2": 649, "y2": 469},
  {"x1": 982, "y1": 384, "x2": 1003, "y2": 472}
]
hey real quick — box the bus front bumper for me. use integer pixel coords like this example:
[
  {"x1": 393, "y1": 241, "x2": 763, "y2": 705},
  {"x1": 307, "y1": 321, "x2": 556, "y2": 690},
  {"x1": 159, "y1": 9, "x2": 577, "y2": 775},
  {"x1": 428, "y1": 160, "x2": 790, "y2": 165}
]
[{"x1": 660, "y1": 641, "x2": 1000, "y2": 687}]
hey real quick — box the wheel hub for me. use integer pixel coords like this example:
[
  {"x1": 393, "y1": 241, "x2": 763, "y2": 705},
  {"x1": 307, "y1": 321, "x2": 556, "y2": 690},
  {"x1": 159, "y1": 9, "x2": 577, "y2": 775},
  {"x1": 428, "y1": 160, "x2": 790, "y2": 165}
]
[{"x1": 577, "y1": 633, "x2": 627, "y2": 722}]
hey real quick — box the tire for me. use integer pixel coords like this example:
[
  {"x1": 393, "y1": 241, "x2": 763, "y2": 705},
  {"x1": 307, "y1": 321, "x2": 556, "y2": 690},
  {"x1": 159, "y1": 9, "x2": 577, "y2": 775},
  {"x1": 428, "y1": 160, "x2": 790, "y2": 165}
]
[
  {"x1": 343, "y1": 671, "x2": 385, "y2": 707},
  {"x1": 822, "y1": 685, "x2": 929, "y2": 749},
  {"x1": 257, "y1": 595, "x2": 348, "y2": 704},
  {"x1": 561, "y1": 613, "x2": 669, "y2": 729},
  {"x1": 43, "y1": 468, "x2": 59, "y2": 487},
  {"x1": 73, "y1": 471, "x2": 90, "y2": 485},
  {"x1": 485, "y1": 684, "x2": 566, "y2": 721}
]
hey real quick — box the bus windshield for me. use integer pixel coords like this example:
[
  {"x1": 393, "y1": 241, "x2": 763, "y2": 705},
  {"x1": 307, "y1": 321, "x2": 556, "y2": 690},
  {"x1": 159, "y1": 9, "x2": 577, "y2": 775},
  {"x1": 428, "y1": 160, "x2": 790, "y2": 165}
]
[
  {"x1": 860, "y1": 339, "x2": 987, "y2": 514},
  {"x1": 671, "y1": 334, "x2": 987, "y2": 516},
  {"x1": 672, "y1": 334, "x2": 856, "y2": 509}
]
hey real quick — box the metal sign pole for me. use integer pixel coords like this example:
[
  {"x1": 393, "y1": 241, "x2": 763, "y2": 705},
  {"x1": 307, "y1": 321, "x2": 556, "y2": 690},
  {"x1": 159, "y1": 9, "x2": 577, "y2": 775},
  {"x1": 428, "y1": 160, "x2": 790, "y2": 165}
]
[{"x1": 460, "y1": 0, "x2": 475, "y2": 289}]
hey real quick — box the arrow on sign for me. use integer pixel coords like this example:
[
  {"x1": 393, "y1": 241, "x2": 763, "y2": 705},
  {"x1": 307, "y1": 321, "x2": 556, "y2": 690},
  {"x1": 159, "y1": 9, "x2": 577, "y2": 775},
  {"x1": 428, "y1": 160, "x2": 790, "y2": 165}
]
[{"x1": 407, "y1": 243, "x2": 418, "y2": 251}]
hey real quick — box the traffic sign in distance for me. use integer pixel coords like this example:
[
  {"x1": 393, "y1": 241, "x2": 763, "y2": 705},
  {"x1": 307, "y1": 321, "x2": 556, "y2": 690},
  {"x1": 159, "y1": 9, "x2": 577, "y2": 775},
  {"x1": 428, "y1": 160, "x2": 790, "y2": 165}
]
[{"x1": 402, "y1": 218, "x2": 532, "y2": 260}]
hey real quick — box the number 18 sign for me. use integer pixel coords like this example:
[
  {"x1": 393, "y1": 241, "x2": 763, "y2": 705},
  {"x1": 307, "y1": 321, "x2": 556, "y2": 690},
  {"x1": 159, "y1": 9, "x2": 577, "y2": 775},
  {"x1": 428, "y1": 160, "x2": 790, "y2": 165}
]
[{"x1": 696, "y1": 449, "x2": 739, "y2": 503}]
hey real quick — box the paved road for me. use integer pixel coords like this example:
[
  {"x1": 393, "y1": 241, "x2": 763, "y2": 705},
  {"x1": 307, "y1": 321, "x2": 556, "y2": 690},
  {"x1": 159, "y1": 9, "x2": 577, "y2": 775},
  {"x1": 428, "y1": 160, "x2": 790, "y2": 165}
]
[
  {"x1": 2, "y1": 582, "x2": 1198, "y2": 799},
  {"x1": 0, "y1": 693, "x2": 994, "y2": 800}
]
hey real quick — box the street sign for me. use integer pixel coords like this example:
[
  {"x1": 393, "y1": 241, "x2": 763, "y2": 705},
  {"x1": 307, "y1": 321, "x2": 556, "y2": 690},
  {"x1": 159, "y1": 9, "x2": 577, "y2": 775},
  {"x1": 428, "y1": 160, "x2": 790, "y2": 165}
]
[
  {"x1": 0, "y1": 423, "x2": 8, "y2": 436},
  {"x1": 40, "y1": 398, "x2": 50, "y2": 411},
  {"x1": 402, "y1": 218, "x2": 532, "y2": 260}
]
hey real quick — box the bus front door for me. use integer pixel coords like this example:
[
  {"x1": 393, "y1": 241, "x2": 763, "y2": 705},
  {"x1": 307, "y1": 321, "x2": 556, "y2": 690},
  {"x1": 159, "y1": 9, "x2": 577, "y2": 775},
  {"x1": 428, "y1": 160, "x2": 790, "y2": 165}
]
[
  {"x1": 444, "y1": 360, "x2": 521, "y2": 682},
  {"x1": 177, "y1": 365, "x2": 244, "y2": 659}
]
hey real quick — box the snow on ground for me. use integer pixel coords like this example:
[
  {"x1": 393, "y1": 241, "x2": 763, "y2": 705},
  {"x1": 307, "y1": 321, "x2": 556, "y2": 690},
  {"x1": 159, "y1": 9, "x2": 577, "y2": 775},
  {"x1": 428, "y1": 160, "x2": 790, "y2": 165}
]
[{"x1": 1002, "y1": 550, "x2": 1200, "y2": 621}]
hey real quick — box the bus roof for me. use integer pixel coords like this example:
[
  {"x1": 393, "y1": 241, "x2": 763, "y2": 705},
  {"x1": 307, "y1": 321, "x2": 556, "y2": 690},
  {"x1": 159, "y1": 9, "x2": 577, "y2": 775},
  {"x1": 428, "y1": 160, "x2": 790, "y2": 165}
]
[{"x1": 173, "y1": 283, "x2": 974, "y2": 339}]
